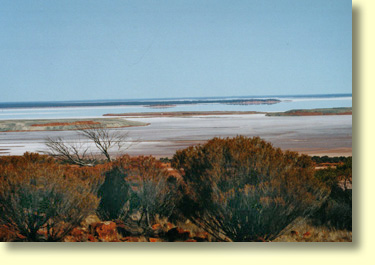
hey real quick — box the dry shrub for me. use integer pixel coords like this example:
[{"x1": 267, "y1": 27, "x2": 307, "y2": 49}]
[
  {"x1": 172, "y1": 136, "x2": 329, "y2": 242},
  {"x1": 97, "y1": 155, "x2": 181, "y2": 228},
  {"x1": 0, "y1": 153, "x2": 99, "y2": 241},
  {"x1": 273, "y1": 220, "x2": 352, "y2": 242},
  {"x1": 312, "y1": 157, "x2": 352, "y2": 230},
  {"x1": 64, "y1": 163, "x2": 110, "y2": 195}
]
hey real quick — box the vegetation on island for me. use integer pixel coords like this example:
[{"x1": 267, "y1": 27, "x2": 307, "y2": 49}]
[
  {"x1": 266, "y1": 107, "x2": 352, "y2": 116},
  {"x1": 0, "y1": 118, "x2": 147, "y2": 132},
  {"x1": 103, "y1": 111, "x2": 261, "y2": 117},
  {"x1": 0, "y1": 136, "x2": 352, "y2": 242},
  {"x1": 103, "y1": 107, "x2": 351, "y2": 118}
]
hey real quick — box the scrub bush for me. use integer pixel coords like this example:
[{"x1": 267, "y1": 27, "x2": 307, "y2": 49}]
[
  {"x1": 172, "y1": 136, "x2": 329, "y2": 241},
  {"x1": 0, "y1": 153, "x2": 99, "y2": 241},
  {"x1": 97, "y1": 155, "x2": 181, "y2": 228},
  {"x1": 313, "y1": 157, "x2": 352, "y2": 230}
]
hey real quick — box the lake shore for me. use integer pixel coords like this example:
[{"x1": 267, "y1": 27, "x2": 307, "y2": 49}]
[
  {"x1": 103, "y1": 111, "x2": 262, "y2": 117},
  {"x1": 0, "y1": 113, "x2": 352, "y2": 158},
  {"x1": 103, "y1": 108, "x2": 352, "y2": 118},
  {"x1": 0, "y1": 118, "x2": 148, "y2": 132}
]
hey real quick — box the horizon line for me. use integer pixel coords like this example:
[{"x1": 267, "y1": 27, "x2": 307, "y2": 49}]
[{"x1": 0, "y1": 92, "x2": 352, "y2": 104}]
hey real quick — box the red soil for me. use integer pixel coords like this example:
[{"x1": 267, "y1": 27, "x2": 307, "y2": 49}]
[{"x1": 31, "y1": 121, "x2": 101, "y2": 127}]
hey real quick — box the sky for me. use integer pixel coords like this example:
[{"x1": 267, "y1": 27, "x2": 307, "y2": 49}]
[{"x1": 0, "y1": 0, "x2": 352, "y2": 102}]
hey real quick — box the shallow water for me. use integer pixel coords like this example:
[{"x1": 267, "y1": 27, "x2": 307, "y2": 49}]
[
  {"x1": 0, "y1": 96, "x2": 352, "y2": 120},
  {"x1": 0, "y1": 114, "x2": 352, "y2": 157}
]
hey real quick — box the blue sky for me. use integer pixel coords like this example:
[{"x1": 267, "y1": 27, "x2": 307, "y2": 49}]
[{"x1": 0, "y1": 0, "x2": 352, "y2": 102}]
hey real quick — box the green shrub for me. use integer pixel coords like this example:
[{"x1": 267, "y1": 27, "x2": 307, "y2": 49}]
[
  {"x1": 172, "y1": 136, "x2": 329, "y2": 242},
  {"x1": 97, "y1": 166, "x2": 131, "y2": 220}
]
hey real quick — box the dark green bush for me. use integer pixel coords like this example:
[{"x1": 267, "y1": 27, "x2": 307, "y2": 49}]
[
  {"x1": 97, "y1": 167, "x2": 131, "y2": 220},
  {"x1": 96, "y1": 155, "x2": 181, "y2": 228},
  {"x1": 311, "y1": 156, "x2": 350, "y2": 164}
]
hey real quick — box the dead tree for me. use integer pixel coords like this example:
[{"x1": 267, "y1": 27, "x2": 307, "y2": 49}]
[
  {"x1": 45, "y1": 136, "x2": 92, "y2": 166},
  {"x1": 79, "y1": 125, "x2": 130, "y2": 162},
  {"x1": 44, "y1": 125, "x2": 132, "y2": 165}
]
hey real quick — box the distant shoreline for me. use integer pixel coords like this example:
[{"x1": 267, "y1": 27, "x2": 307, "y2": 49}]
[
  {"x1": 104, "y1": 107, "x2": 352, "y2": 118},
  {"x1": 0, "y1": 118, "x2": 148, "y2": 132},
  {"x1": 104, "y1": 111, "x2": 263, "y2": 117},
  {"x1": 0, "y1": 93, "x2": 351, "y2": 109},
  {"x1": 0, "y1": 108, "x2": 352, "y2": 132},
  {"x1": 0, "y1": 98, "x2": 281, "y2": 109},
  {"x1": 0, "y1": 114, "x2": 352, "y2": 158},
  {"x1": 266, "y1": 107, "x2": 352, "y2": 116}
]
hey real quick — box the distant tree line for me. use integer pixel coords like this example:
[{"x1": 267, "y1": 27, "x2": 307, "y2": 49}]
[{"x1": 311, "y1": 155, "x2": 351, "y2": 164}]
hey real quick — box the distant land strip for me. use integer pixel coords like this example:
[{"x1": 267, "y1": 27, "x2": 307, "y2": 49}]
[
  {"x1": 0, "y1": 108, "x2": 352, "y2": 132},
  {"x1": 103, "y1": 107, "x2": 352, "y2": 118},
  {"x1": 265, "y1": 107, "x2": 352, "y2": 116},
  {"x1": 0, "y1": 118, "x2": 148, "y2": 132},
  {"x1": 0, "y1": 98, "x2": 280, "y2": 109},
  {"x1": 103, "y1": 111, "x2": 263, "y2": 117}
]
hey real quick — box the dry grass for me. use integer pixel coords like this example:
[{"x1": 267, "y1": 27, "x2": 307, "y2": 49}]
[{"x1": 273, "y1": 221, "x2": 352, "y2": 242}]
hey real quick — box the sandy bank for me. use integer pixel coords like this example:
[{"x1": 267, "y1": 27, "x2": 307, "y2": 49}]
[
  {"x1": 0, "y1": 114, "x2": 352, "y2": 158},
  {"x1": 103, "y1": 111, "x2": 262, "y2": 118},
  {"x1": 0, "y1": 118, "x2": 148, "y2": 132}
]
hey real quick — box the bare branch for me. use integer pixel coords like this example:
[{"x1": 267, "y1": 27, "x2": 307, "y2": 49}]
[
  {"x1": 44, "y1": 137, "x2": 92, "y2": 166},
  {"x1": 77, "y1": 125, "x2": 132, "y2": 162},
  {"x1": 44, "y1": 124, "x2": 133, "y2": 165}
]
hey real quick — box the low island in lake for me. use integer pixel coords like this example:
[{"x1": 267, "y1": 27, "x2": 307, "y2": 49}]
[
  {"x1": 0, "y1": 118, "x2": 148, "y2": 132},
  {"x1": 266, "y1": 107, "x2": 352, "y2": 116}
]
